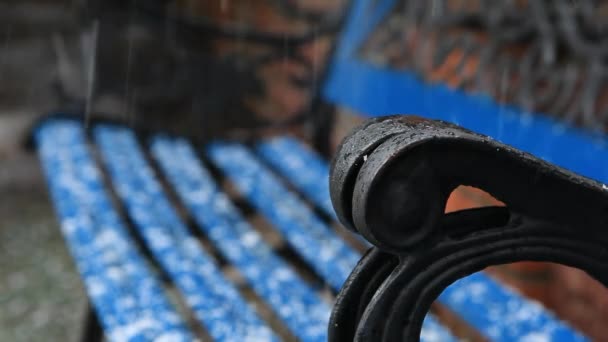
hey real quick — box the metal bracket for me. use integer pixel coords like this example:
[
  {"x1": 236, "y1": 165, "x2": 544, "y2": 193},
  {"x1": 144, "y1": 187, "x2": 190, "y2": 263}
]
[{"x1": 329, "y1": 115, "x2": 608, "y2": 341}]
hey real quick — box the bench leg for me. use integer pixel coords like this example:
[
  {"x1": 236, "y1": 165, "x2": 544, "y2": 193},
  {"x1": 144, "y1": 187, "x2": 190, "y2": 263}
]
[{"x1": 80, "y1": 303, "x2": 103, "y2": 342}]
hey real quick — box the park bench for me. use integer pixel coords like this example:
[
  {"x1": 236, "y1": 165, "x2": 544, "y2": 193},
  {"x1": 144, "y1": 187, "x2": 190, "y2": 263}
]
[
  {"x1": 31, "y1": 0, "x2": 608, "y2": 340},
  {"x1": 32, "y1": 113, "x2": 596, "y2": 341}
]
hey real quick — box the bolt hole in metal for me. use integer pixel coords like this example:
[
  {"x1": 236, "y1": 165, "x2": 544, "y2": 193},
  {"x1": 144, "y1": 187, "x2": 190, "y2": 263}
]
[{"x1": 445, "y1": 185, "x2": 504, "y2": 214}]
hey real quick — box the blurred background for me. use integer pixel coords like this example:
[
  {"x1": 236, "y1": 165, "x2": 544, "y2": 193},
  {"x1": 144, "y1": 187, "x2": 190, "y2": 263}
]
[{"x1": 1, "y1": 0, "x2": 608, "y2": 340}]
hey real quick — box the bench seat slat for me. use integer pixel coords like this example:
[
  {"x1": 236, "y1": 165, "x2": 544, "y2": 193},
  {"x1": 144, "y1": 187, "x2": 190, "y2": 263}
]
[
  {"x1": 207, "y1": 142, "x2": 456, "y2": 342},
  {"x1": 257, "y1": 137, "x2": 371, "y2": 246},
  {"x1": 36, "y1": 120, "x2": 193, "y2": 342},
  {"x1": 151, "y1": 136, "x2": 332, "y2": 342},
  {"x1": 257, "y1": 137, "x2": 336, "y2": 219},
  {"x1": 441, "y1": 273, "x2": 587, "y2": 342},
  {"x1": 94, "y1": 126, "x2": 278, "y2": 342},
  {"x1": 208, "y1": 142, "x2": 363, "y2": 290},
  {"x1": 258, "y1": 135, "x2": 588, "y2": 341}
]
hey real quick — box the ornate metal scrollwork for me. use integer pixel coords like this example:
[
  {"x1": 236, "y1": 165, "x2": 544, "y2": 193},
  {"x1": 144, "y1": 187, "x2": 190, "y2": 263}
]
[
  {"x1": 329, "y1": 115, "x2": 608, "y2": 341},
  {"x1": 361, "y1": 0, "x2": 608, "y2": 131}
]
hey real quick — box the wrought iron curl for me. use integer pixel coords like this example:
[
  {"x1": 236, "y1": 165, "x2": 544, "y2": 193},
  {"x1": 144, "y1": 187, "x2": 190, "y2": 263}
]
[
  {"x1": 362, "y1": 0, "x2": 608, "y2": 131},
  {"x1": 329, "y1": 115, "x2": 608, "y2": 341}
]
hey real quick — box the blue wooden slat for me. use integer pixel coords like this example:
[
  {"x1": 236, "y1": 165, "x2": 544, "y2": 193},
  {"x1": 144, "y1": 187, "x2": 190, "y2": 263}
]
[
  {"x1": 256, "y1": 137, "x2": 335, "y2": 219},
  {"x1": 93, "y1": 126, "x2": 278, "y2": 342},
  {"x1": 441, "y1": 274, "x2": 587, "y2": 342},
  {"x1": 420, "y1": 317, "x2": 460, "y2": 342},
  {"x1": 42, "y1": 120, "x2": 581, "y2": 340},
  {"x1": 150, "y1": 136, "x2": 332, "y2": 342},
  {"x1": 256, "y1": 137, "x2": 372, "y2": 247},
  {"x1": 255, "y1": 134, "x2": 588, "y2": 341},
  {"x1": 207, "y1": 142, "x2": 456, "y2": 342},
  {"x1": 36, "y1": 119, "x2": 193, "y2": 342}
]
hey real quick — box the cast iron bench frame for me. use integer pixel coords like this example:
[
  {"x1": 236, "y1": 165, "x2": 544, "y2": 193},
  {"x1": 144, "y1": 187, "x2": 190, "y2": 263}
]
[{"x1": 329, "y1": 115, "x2": 608, "y2": 341}]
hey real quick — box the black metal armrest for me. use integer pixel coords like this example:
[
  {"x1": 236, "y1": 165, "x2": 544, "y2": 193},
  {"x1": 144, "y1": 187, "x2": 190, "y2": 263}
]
[{"x1": 328, "y1": 115, "x2": 608, "y2": 341}]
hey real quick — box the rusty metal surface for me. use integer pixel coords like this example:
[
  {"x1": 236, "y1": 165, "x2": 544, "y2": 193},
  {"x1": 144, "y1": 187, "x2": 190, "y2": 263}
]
[{"x1": 329, "y1": 115, "x2": 608, "y2": 341}]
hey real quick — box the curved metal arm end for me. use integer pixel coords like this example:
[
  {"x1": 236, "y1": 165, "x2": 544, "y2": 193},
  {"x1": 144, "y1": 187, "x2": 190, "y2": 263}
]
[{"x1": 329, "y1": 115, "x2": 608, "y2": 341}]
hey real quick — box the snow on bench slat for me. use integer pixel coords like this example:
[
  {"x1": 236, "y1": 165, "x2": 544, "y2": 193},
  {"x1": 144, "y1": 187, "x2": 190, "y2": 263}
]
[
  {"x1": 36, "y1": 120, "x2": 193, "y2": 342},
  {"x1": 257, "y1": 137, "x2": 335, "y2": 219},
  {"x1": 256, "y1": 137, "x2": 371, "y2": 247},
  {"x1": 94, "y1": 126, "x2": 278, "y2": 342},
  {"x1": 151, "y1": 136, "x2": 331, "y2": 342},
  {"x1": 441, "y1": 273, "x2": 587, "y2": 341}
]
